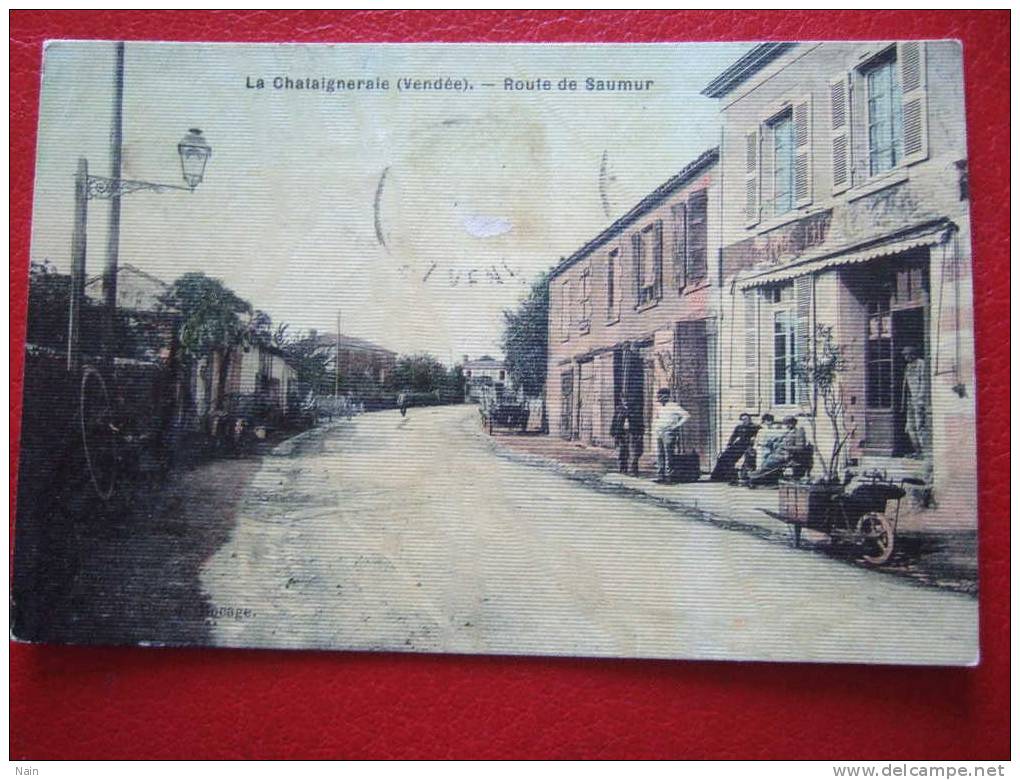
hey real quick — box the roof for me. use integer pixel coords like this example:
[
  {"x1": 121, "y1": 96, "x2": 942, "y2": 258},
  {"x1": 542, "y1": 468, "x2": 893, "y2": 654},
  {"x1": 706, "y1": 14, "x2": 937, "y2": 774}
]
[
  {"x1": 701, "y1": 42, "x2": 796, "y2": 99},
  {"x1": 548, "y1": 147, "x2": 719, "y2": 280},
  {"x1": 307, "y1": 332, "x2": 397, "y2": 356},
  {"x1": 464, "y1": 355, "x2": 504, "y2": 370},
  {"x1": 736, "y1": 219, "x2": 956, "y2": 290},
  {"x1": 84, "y1": 262, "x2": 170, "y2": 289}
]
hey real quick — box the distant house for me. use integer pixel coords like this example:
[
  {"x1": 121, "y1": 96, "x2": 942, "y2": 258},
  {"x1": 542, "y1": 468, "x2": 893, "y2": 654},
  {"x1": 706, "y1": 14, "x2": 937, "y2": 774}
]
[
  {"x1": 304, "y1": 330, "x2": 397, "y2": 391},
  {"x1": 193, "y1": 342, "x2": 298, "y2": 422},
  {"x1": 85, "y1": 263, "x2": 170, "y2": 313},
  {"x1": 463, "y1": 355, "x2": 507, "y2": 402}
]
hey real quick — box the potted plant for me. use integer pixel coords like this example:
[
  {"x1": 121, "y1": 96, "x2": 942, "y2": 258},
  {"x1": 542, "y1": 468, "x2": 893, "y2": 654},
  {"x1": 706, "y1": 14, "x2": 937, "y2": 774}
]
[{"x1": 779, "y1": 325, "x2": 856, "y2": 522}]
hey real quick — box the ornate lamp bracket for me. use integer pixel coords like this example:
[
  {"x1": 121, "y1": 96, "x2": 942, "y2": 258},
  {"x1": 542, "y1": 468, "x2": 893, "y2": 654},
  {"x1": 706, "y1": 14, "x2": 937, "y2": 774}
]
[{"x1": 85, "y1": 175, "x2": 191, "y2": 200}]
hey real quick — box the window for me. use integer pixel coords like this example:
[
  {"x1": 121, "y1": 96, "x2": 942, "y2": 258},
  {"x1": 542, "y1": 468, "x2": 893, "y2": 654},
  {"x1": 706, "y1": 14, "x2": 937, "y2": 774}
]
[
  {"x1": 767, "y1": 284, "x2": 800, "y2": 407},
  {"x1": 833, "y1": 43, "x2": 928, "y2": 194},
  {"x1": 606, "y1": 248, "x2": 621, "y2": 321},
  {"x1": 864, "y1": 53, "x2": 904, "y2": 176},
  {"x1": 744, "y1": 97, "x2": 811, "y2": 226},
  {"x1": 686, "y1": 190, "x2": 708, "y2": 282},
  {"x1": 773, "y1": 310, "x2": 797, "y2": 406},
  {"x1": 633, "y1": 221, "x2": 663, "y2": 307},
  {"x1": 578, "y1": 264, "x2": 592, "y2": 332},
  {"x1": 770, "y1": 112, "x2": 795, "y2": 216},
  {"x1": 558, "y1": 279, "x2": 570, "y2": 341}
]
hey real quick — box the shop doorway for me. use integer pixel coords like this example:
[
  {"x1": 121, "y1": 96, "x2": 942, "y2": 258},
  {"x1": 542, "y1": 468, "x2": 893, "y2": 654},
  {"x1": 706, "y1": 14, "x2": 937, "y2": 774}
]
[{"x1": 861, "y1": 254, "x2": 930, "y2": 456}]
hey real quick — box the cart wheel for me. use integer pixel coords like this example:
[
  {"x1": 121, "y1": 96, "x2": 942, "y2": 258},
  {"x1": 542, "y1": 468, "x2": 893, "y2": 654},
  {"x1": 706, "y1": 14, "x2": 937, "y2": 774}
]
[
  {"x1": 80, "y1": 366, "x2": 117, "y2": 501},
  {"x1": 857, "y1": 512, "x2": 894, "y2": 565}
]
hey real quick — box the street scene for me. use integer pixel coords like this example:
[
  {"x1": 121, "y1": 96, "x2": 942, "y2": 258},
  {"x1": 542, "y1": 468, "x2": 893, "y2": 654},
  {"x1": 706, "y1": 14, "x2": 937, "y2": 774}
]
[{"x1": 13, "y1": 40, "x2": 979, "y2": 665}]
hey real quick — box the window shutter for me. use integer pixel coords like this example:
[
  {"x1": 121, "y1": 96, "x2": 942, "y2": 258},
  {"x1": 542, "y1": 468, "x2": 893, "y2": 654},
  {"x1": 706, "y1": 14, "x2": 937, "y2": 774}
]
[
  {"x1": 899, "y1": 41, "x2": 929, "y2": 165},
  {"x1": 673, "y1": 203, "x2": 687, "y2": 292},
  {"x1": 631, "y1": 233, "x2": 642, "y2": 308},
  {"x1": 793, "y1": 96, "x2": 813, "y2": 207},
  {"x1": 743, "y1": 290, "x2": 759, "y2": 411},
  {"x1": 744, "y1": 129, "x2": 760, "y2": 227},
  {"x1": 829, "y1": 75, "x2": 852, "y2": 194},
  {"x1": 653, "y1": 220, "x2": 664, "y2": 299},
  {"x1": 795, "y1": 275, "x2": 813, "y2": 403}
]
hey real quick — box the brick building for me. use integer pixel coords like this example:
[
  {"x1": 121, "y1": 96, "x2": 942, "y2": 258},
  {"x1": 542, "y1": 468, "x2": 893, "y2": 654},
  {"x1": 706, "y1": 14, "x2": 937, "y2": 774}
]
[{"x1": 545, "y1": 149, "x2": 722, "y2": 471}]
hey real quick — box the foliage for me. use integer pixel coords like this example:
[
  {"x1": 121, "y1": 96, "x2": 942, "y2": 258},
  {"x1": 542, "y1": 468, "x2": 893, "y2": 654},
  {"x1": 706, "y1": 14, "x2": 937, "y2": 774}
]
[
  {"x1": 500, "y1": 272, "x2": 549, "y2": 396},
  {"x1": 387, "y1": 352, "x2": 462, "y2": 397},
  {"x1": 160, "y1": 272, "x2": 253, "y2": 361},
  {"x1": 792, "y1": 324, "x2": 855, "y2": 483},
  {"x1": 25, "y1": 260, "x2": 168, "y2": 360},
  {"x1": 276, "y1": 327, "x2": 334, "y2": 395}
]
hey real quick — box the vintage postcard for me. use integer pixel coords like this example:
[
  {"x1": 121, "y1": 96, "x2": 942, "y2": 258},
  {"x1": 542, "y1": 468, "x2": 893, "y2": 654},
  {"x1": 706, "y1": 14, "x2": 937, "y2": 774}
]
[{"x1": 13, "y1": 40, "x2": 979, "y2": 664}]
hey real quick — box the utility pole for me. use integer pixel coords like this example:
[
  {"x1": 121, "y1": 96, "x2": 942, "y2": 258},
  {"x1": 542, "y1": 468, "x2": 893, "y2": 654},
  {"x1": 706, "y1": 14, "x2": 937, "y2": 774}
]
[
  {"x1": 103, "y1": 41, "x2": 125, "y2": 361},
  {"x1": 334, "y1": 308, "x2": 342, "y2": 397},
  {"x1": 67, "y1": 158, "x2": 89, "y2": 373}
]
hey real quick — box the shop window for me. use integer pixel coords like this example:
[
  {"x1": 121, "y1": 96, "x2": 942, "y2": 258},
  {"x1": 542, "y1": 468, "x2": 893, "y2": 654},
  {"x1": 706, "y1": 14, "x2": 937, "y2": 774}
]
[{"x1": 773, "y1": 309, "x2": 798, "y2": 406}]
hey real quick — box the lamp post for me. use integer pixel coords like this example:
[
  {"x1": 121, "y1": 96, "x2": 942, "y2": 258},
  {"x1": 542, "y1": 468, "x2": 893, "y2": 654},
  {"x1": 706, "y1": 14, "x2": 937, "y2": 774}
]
[{"x1": 66, "y1": 128, "x2": 212, "y2": 372}]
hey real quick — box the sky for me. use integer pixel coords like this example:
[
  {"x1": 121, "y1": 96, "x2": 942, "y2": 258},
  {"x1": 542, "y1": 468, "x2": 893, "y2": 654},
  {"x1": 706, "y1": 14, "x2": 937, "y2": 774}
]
[{"x1": 30, "y1": 41, "x2": 750, "y2": 362}]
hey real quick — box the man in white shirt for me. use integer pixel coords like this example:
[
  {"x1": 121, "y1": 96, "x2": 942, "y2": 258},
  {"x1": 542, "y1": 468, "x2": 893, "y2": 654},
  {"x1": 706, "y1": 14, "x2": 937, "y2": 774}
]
[{"x1": 652, "y1": 388, "x2": 690, "y2": 482}]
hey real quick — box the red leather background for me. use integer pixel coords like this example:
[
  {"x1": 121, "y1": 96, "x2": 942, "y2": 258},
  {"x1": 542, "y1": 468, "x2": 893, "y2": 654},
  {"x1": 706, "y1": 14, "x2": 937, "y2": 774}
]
[{"x1": 9, "y1": 11, "x2": 1010, "y2": 760}]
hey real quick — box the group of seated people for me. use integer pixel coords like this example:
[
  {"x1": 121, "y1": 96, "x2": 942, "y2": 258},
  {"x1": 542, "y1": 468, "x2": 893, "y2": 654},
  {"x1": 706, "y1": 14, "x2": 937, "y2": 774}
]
[{"x1": 710, "y1": 412, "x2": 811, "y2": 487}]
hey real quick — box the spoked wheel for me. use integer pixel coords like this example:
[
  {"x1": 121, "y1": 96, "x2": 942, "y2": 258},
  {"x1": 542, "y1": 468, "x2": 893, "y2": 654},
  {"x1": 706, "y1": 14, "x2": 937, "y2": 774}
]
[
  {"x1": 857, "y1": 512, "x2": 894, "y2": 565},
  {"x1": 80, "y1": 365, "x2": 117, "y2": 501}
]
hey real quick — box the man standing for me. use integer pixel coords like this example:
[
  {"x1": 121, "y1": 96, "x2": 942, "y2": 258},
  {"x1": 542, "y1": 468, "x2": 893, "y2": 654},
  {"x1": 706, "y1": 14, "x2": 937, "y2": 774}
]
[
  {"x1": 610, "y1": 397, "x2": 644, "y2": 476},
  {"x1": 651, "y1": 388, "x2": 690, "y2": 483},
  {"x1": 901, "y1": 346, "x2": 929, "y2": 456}
]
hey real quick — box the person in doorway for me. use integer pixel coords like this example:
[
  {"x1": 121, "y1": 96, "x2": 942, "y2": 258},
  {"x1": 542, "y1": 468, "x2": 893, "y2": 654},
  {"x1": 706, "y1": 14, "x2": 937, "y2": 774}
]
[
  {"x1": 710, "y1": 412, "x2": 760, "y2": 483},
  {"x1": 901, "y1": 346, "x2": 929, "y2": 456},
  {"x1": 652, "y1": 388, "x2": 690, "y2": 483},
  {"x1": 610, "y1": 397, "x2": 644, "y2": 476}
]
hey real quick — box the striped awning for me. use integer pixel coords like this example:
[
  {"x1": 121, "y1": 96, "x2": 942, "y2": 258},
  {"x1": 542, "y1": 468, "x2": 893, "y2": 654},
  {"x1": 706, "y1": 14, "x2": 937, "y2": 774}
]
[{"x1": 736, "y1": 219, "x2": 956, "y2": 290}]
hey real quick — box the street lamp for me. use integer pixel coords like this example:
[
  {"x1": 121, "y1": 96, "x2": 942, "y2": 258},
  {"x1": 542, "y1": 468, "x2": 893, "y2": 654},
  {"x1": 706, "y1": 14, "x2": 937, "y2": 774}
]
[{"x1": 66, "y1": 129, "x2": 212, "y2": 372}]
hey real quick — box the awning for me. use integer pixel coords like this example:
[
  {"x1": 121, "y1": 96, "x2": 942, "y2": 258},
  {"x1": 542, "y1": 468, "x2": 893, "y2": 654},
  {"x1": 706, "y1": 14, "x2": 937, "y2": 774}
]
[{"x1": 736, "y1": 219, "x2": 956, "y2": 290}]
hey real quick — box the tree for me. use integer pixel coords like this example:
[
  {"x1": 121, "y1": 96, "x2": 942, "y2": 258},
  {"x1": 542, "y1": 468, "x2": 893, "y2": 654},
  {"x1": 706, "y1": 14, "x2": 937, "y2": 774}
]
[
  {"x1": 388, "y1": 353, "x2": 449, "y2": 393},
  {"x1": 160, "y1": 272, "x2": 253, "y2": 411},
  {"x1": 501, "y1": 272, "x2": 549, "y2": 396},
  {"x1": 276, "y1": 326, "x2": 334, "y2": 396},
  {"x1": 793, "y1": 324, "x2": 856, "y2": 483}
]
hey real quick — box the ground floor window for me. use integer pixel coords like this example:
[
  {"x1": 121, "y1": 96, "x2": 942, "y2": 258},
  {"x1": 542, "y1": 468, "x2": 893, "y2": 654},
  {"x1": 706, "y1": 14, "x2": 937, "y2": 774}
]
[{"x1": 773, "y1": 309, "x2": 797, "y2": 406}]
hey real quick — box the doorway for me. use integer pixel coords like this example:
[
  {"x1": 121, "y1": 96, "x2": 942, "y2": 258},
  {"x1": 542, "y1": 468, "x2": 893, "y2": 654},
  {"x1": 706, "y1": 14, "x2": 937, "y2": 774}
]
[
  {"x1": 559, "y1": 369, "x2": 573, "y2": 440},
  {"x1": 861, "y1": 253, "x2": 930, "y2": 456}
]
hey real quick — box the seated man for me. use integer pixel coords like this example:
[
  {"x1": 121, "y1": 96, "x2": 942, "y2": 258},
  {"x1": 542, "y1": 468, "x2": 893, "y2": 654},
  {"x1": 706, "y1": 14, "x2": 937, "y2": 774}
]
[
  {"x1": 710, "y1": 412, "x2": 760, "y2": 482},
  {"x1": 748, "y1": 416, "x2": 808, "y2": 486}
]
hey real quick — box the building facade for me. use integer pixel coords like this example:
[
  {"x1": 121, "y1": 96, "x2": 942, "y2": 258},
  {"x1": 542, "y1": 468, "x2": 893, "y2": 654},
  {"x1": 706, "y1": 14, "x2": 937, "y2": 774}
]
[
  {"x1": 546, "y1": 149, "x2": 723, "y2": 471},
  {"x1": 463, "y1": 355, "x2": 507, "y2": 402},
  {"x1": 704, "y1": 41, "x2": 975, "y2": 527},
  {"x1": 193, "y1": 342, "x2": 298, "y2": 421}
]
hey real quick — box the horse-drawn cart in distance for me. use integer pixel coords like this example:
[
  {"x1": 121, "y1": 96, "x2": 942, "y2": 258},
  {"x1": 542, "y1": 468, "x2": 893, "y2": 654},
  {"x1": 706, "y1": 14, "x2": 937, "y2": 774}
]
[{"x1": 478, "y1": 386, "x2": 530, "y2": 434}]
